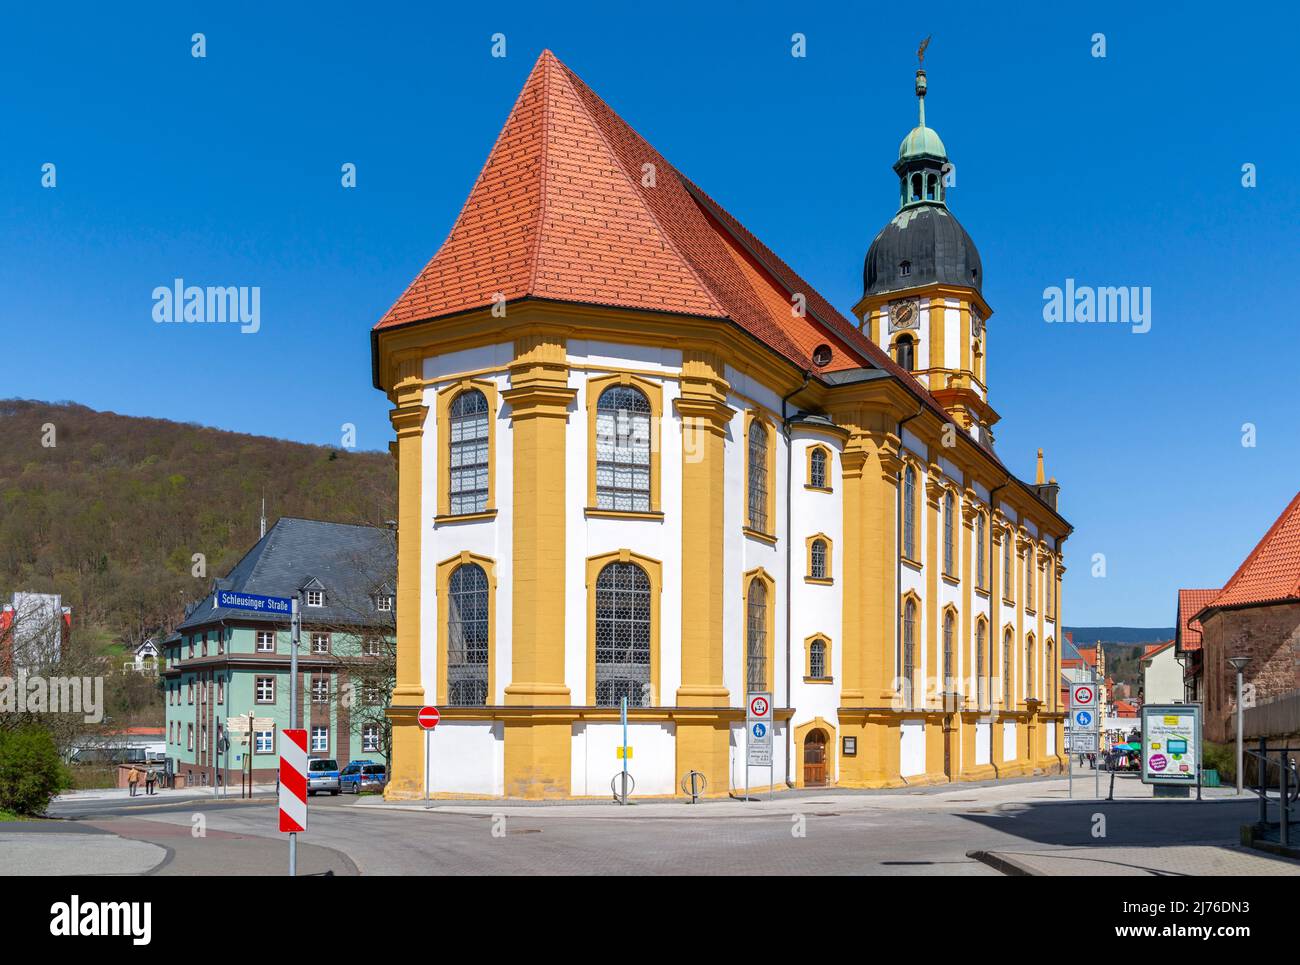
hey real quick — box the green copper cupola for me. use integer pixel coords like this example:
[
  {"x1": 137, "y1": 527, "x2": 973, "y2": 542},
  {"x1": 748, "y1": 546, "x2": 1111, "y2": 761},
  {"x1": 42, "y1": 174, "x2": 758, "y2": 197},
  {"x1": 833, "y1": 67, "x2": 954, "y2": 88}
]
[{"x1": 894, "y1": 65, "x2": 949, "y2": 209}]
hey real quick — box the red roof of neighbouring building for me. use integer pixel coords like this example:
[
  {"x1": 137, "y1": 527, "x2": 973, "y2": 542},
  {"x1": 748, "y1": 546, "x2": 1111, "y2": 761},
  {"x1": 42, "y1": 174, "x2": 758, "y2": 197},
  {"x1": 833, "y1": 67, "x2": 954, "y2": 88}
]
[
  {"x1": 1114, "y1": 699, "x2": 1139, "y2": 718},
  {"x1": 1141, "y1": 640, "x2": 1175, "y2": 662},
  {"x1": 1200, "y1": 493, "x2": 1300, "y2": 614},
  {"x1": 1176, "y1": 588, "x2": 1217, "y2": 652}
]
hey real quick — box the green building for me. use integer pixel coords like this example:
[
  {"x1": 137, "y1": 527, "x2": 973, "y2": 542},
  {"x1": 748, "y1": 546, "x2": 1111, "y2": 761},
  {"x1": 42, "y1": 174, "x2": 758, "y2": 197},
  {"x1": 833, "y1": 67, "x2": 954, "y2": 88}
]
[{"x1": 162, "y1": 517, "x2": 395, "y2": 787}]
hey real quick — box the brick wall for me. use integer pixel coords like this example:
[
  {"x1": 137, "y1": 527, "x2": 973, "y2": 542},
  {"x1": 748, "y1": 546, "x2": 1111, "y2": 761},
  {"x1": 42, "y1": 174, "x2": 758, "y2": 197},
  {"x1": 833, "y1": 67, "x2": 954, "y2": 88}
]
[{"x1": 1201, "y1": 602, "x2": 1300, "y2": 743}]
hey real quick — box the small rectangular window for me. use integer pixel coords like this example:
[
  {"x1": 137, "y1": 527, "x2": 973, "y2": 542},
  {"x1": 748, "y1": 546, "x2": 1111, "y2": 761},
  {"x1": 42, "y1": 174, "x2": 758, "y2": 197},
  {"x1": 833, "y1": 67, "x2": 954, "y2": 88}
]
[{"x1": 306, "y1": 590, "x2": 324, "y2": 608}]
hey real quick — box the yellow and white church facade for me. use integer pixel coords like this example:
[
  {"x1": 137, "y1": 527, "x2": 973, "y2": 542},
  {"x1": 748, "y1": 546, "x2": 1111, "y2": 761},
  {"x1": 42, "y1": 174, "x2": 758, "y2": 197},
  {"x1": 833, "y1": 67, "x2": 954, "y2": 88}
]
[{"x1": 372, "y1": 51, "x2": 1071, "y2": 799}]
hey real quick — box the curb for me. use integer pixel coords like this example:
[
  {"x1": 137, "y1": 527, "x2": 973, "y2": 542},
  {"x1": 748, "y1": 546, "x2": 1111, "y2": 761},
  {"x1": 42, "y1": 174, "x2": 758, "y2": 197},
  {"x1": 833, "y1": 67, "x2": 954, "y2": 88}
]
[{"x1": 966, "y1": 850, "x2": 1039, "y2": 876}]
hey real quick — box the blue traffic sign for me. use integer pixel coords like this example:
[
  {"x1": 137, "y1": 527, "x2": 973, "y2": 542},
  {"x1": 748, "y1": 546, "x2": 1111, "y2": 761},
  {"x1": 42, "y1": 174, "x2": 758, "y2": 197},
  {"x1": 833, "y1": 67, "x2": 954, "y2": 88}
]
[
  {"x1": 1073, "y1": 710, "x2": 1094, "y2": 728},
  {"x1": 751, "y1": 723, "x2": 767, "y2": 739},
  {"x1": 216, "y1": 590, "x2": 293, "y2": 615}
]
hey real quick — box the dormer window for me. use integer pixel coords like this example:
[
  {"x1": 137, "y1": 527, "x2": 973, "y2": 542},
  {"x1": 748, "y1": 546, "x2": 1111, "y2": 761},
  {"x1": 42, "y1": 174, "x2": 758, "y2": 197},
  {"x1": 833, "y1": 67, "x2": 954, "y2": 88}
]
[
  {"x1": 898, "y1": 260, "x2": 911, "y2": 278},
  {"x1": 376, "y1": 595, "x2": 393, "y2": 612},
  {"x1": 305, "y1": 589, "x2": 324, "y2": 607}
]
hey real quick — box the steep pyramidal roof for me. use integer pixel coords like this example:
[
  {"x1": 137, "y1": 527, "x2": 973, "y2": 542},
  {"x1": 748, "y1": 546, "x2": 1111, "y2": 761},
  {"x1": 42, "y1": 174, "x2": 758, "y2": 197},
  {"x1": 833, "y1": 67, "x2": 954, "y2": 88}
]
[
  {"x1": 1202, "y1": 492, "x2": 1300, "y2": 614},
  {"x1": 374, "y1": 50, "x2": 922, "y2": 384}
]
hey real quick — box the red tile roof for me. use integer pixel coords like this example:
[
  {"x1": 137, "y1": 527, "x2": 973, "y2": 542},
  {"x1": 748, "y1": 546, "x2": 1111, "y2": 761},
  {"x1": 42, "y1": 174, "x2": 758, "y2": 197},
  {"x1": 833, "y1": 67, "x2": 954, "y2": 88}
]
[
  {"x1": 375, "y1": 51, "x2": 946, "y2": 405},
  {"x1": 1141, "y1": 639, "x2": 1175, "y2": 661},
  {"x1": 1175, "y1": 589, "x2": 1216, "y2": 652},
  {"x1": 1203, "y1": 492, "x2": 1300, "y2": 614}
]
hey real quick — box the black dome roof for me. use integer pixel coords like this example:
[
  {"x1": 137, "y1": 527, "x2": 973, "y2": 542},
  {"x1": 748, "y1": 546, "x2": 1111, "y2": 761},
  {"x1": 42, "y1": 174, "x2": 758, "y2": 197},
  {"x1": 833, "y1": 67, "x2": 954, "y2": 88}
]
[{"x1": 863, "y1": 204, "x2": 982, "y2": 298}]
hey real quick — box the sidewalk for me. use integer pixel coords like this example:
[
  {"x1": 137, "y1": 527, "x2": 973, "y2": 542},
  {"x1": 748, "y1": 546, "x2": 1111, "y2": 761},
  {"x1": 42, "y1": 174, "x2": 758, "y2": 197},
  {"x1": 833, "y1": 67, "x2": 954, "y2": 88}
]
[
  {"x1": 969, "y1": 844, "x2": 1300, "y2": 876},
  {"x1": 55, "y1": 784, "x2": 277, "y2": 804},
  {"x1": 356, "y1": 768, "x2": 1242, "y2": 820}
]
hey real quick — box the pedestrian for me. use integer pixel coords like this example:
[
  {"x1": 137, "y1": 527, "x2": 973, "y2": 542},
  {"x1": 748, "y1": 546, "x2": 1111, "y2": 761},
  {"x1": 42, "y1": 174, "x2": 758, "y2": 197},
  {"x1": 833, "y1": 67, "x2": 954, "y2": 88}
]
[
  {"x1": 145, "y1": 768, "x2": 156, "y2": 796},
  {"x1": 128, "y1": 766, "x2": 140, "y2": 797}
]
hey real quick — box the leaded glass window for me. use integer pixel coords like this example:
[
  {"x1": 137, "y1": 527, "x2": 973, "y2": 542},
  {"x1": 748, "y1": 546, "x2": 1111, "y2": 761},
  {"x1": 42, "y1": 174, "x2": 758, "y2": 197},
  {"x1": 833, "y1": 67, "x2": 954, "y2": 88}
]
[
  {"x1": 943, "y1": 490, "x2": 955, "y2": 575},
  {"x1": 447, "y1": 563, "x2": 489, "y2": 706},
  {"x1": 449, "y1": 390, "x2": 490, "y2": 515},
  {"x1": 747, "y1": 421, "x2": 769, "y2": 531},
  {"x1": 595, "y1": 562, "x2": 652, "y2": 707},
  {"x1": 903, "y1": 465, "x2": 917, "y2": 558},
  {"x1": 1025, "y1": 637, "x2": 1035, "y2": 699},
  {"x1": 809, "y1": 639, "x2": 826, "y2": 678},
  {"x1": 595, "y1": 386, "x2": 651, "y2": 512},
  {"x1": 1026, "y1": 545, "x2": 1035, "y2": 608},
  {"x1": 976, "y1": 623, "x2": 987, "y2": 708},
  {"x1": 746, "y1": 578, "x2": 767, "y2": 693},
  {"x1": 810, "y1": 539, "x2": 828, "y2": 580},
  {"x1": 1003, "y1": 631, "x2": 1013, "y2": 708},
  {"x1": 1003, "y1": 532, "x2": 1012, "y2": 594},
  {"x1": 943, "y1": 611, "x2": 954, "y2": 692},
  {"x1": 810, "y1": 448, "x2": 827, "y2": 489},
  {"x1": 902, "y1": 599, "x2": 917, "y2": 709},
  {"x1": 976, "y1": 511, "x2": 986, "y2": 586}
]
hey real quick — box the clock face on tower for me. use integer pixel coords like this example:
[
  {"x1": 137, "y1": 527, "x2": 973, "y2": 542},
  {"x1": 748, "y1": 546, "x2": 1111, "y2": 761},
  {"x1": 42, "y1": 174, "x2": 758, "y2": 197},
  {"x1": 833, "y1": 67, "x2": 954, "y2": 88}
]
[{"x1": 889, "y1": 298, "x2": 920, "y2": 332}]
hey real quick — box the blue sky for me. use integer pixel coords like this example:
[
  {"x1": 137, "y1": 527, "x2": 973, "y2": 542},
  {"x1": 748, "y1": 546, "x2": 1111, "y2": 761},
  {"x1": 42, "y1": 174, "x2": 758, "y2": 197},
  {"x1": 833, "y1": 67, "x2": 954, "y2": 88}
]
[{"x1": 2, "y1": 2, "x2": 1296, "y2": 626}]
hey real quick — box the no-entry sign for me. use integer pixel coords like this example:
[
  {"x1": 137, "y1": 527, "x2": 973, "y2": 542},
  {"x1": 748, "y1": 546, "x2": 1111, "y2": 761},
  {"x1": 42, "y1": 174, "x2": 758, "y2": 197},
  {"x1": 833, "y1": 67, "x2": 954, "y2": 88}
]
[
  {"x1": 1070, "y1": 684, "x2": 1096, "y2": 708},
  {"x1": 418, "y1": 706, "x2": 440, "y2": 730}
]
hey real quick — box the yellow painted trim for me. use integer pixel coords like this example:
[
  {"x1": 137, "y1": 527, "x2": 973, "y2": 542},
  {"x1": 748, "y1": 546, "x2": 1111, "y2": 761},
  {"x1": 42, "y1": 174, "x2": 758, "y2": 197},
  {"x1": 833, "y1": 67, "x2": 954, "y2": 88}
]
[
  {"x1": 742, "y1": 567, "x2": 777, "y2": 695},
  {"x1": 585, "y1": 372, "x2": 663, "y2": 513},
  {"x1": 804, "y1": 632, "x2": 833, "y2": 681},
  {"x1": 805, "y1": 444, "x2": 833, "y2": 491},
  {"x1": 435, "y1": 377, "x2": 498, "y2": 519},
  {"x1": 742, "y1": 411, "x2": 777, "y2": 536},
  {"x1": 585, "y1": 549, "x2": 663, "y2": 706},
  {"x1": 434, "y1": 551, "x2": 498, "y2": 707},
  {"x1": 805, "y1": 532, "x2": 834, "y2": 583}
]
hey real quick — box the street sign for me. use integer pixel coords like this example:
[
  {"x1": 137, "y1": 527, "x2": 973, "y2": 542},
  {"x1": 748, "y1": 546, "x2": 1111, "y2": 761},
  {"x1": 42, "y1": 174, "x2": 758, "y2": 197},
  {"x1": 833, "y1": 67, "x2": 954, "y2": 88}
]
[
  {"x1": 1071, "y1": 709, "x2": 1097, "y2": 731},
  {"x1": 1068, "y1": 733, "x2": 1098, "y2": 754},
  {"x1": 216, "y1": 589, "x2": 293, "y2": 616},
  {"x1": 227, "y1": 716, "x2": 273, "y2": 733},
  {"x1": 278, "y1": 728, "x2": 308, "y2": 833},
  {"x1": 417, "y1": 706, "x2": 440, "y2": 730},
  {"x1": 1070, "y1": 684, "x2": 1097, "y2": 708},
  {"x1": 1141, "y1": 704, "x2": 1201, "y2": 785},
  {"x1": 746, "y1": 691, "x2": 773, "y2": 767}
]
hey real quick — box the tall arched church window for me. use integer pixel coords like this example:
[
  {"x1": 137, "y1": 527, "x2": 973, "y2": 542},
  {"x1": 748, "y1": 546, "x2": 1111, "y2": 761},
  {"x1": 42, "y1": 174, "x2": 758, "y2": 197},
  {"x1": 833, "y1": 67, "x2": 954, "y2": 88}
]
[
  {"x1": 747, "y1": 420, "x2": 769, "y2": 532},
  {"x1": 976, "y1": 622, "x2": 987, "y2": 708},
  {"x1": 1003, "y1": 531, "x2": 1013, "y2": 597},
  {"x1": 595, "y1": 561, "x2": 652, "y2": 707},
  {"x1": 976, "y1": 511, "x2": 986, "y2": 587},
  {"x1": 1026, "y1": 544, "x2": 1035, "y2": 608},
  {"x1": 895, "y1": 334, "x2": 915, "y2": 371},
  {"x1": 1003, "y1": 630, "x2": 1013, "y2": 709},
  {"x1": 746, "y1": 578, "x2": 768, "y2": 694},
  {"x1": 447, "y1": 563, "x2": 489, "y2": 706},
  {"x1": 1025, "y1": 636, "x2": 1035, "y2": 700},
  {"x1": 595, "y1": 385, "x2": 652, "y2": 512},
  {"x1": 902, "y1": 598, "x2": 917, "y2": 709},
  {"x1": 449, "y1": 389, "x2": 490, "y2": 515},
  {"x1": 943, "y1": 490, "x2": 955, "y2": 575},
  {"x1": 942, "y1": 611, "x2": 955, "y2": 693},
  {"x1": 902, "y1": 465, "x2": 917, "y2": 559}
]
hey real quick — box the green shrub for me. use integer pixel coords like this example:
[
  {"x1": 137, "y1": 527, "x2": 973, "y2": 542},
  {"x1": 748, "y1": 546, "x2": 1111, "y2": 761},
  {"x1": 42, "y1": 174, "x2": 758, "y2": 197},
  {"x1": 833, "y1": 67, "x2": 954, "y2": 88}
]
[
  {"x1": 0, "y1": 727, "x2": 71, "y2": 816},
  {"x1": 1203, "y1": 741, "x2": 1236, "y2": 785}
]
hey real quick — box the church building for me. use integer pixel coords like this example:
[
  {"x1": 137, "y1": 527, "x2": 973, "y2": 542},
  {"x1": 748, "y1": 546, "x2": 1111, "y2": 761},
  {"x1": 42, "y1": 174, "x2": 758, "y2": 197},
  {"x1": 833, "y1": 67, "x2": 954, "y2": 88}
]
[{"x1": 371, "y1": 50, "x2": 1071, "y2": 798}]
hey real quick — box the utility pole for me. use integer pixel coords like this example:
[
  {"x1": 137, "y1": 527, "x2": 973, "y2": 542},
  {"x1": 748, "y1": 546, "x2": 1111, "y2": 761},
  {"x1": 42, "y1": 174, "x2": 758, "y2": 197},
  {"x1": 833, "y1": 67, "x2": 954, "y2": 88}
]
[{"x1": 1227, "y1": 656, "x2": 1249, "y2": 795}]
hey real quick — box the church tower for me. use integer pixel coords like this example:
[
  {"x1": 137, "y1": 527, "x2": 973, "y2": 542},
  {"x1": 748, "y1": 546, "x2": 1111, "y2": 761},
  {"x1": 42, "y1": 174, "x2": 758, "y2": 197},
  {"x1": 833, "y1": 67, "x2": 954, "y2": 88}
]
[{"x1": 854, "y1": 52, "x2": 998, "y2": 446}]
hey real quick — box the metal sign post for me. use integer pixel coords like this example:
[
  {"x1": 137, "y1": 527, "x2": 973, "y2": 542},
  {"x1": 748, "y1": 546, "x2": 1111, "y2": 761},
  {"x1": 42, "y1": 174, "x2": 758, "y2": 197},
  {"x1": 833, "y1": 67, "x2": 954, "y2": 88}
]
[
  {"x1": 620, "y1": 697, "x2": 629, "y2": 805},
  {"x1": 1070, "y1": 679, "x2": 1100, "y2": 799},
  {"x1": 746, "y1": 693, "x2": 773, "y2": 802},
  {"x1": 417, "y1": 705, "x2": 440, "y2": 809}
]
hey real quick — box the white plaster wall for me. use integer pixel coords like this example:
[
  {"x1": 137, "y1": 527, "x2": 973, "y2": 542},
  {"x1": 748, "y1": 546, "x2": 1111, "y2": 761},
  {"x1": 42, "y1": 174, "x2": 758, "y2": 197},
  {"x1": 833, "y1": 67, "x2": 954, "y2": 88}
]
[
  {"x1": 421, "y1": 346, "x2": 515, "y2": 706},
  {"x1": 728, "y1": 720, "x2": 788, "y2": 793},
  {"x1": 1046, "y1": 721, "x2": 1057, "y2": 756},
  {"x1": 943, "y1": 303, "x2": 960, "y2": 370},
  {"x1": 1002, "y1": 721, "x2": 1018, "y2": 761},
  {"x1": 572, "y1": 721, "x2": 676, "y2": 797},
  {"x1": 426, "y1": 721, "x2": 504, "y2": 795},
  {"x1": 975, "y1": 720, "x2": 992, "y2": 765},
  {"x1": 900, "y1": 719, "x2": 926, "y2": 776}
]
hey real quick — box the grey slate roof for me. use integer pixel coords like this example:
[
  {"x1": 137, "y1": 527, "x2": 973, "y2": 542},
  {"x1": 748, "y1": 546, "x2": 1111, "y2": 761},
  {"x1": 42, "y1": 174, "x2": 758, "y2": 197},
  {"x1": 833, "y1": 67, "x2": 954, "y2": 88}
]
[
  {"x1": 863, "y1": 203, "x2": 983, "y2": 299},
  {"x1": 177, "y1": 517, "x2": 396, "y2": 633}
]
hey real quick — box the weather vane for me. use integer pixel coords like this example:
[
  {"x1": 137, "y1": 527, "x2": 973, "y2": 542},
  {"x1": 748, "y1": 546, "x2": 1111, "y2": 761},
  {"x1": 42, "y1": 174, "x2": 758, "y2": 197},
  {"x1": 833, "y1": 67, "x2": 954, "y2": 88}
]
[{"x1": 917, "y1": 35, "x2": 931, "y2": 65}]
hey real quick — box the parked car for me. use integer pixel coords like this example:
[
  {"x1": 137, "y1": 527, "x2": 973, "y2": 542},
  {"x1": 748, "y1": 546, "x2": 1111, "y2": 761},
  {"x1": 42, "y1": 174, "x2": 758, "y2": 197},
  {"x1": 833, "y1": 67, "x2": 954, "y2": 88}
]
[
  {"x1": 306, "y1": 758, "x2": 340, "y2": 795},
  {"x1": 340, "y1": 761, "x2": 387, "y2": 794}
]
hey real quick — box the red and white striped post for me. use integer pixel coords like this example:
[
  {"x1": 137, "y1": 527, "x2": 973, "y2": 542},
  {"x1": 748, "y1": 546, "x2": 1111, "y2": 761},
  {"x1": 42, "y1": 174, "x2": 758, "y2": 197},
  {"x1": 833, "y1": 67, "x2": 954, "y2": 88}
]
[{"x1": 279, "y1": 728, "x2": 308, "y2": 875}]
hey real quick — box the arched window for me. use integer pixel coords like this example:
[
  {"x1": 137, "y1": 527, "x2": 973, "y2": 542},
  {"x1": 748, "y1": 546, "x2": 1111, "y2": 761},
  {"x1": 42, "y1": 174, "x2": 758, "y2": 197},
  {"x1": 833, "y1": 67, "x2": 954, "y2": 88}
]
[
  {"x1": 1046, "y1": 641, "x2": 1055, "y2": 710},
  {"x1": 809, "y1": 638, "x2": 827, "y2": 679},
  {"x1": 910, "y1": 173, "x2": 922, "y2": 202},
  {"x1": 747, "y1": 420, "x2": 769, "y2": 532},
  {"x1": 926, "y1": 173, "x2": 938, "y2": 200},
  {"x1": 595, "y1": 385, "x2": 651, "y2": 512},
  {"x1": 976, "y1": 622, "x2": 987, "y2": 708},
  {"x1": 746, "y1": 578, "x2": 768, "y2": 694},
  {"x1": 449, "y1": 389, "x2": 490, "y2": 515},
  {"x1": 902, "y1": 465, "x2": 917, "y2": 559},
  {"x1": 902, "y1": 598, "x2": 917, "y2": 709},
  {"x1": 975, "y1": 511, "x2": 986, "y2": 587},
  {"x1": 1025, "y1": 636, "x2": 1035, "y2": 700},
  {"x1": 595, "y1": 561, "x2": 652, "y2": 707},
  {"x1": 943, "y1": 490, "x2": 955, "y2": 575},
  {"x1": 809, "y1": 447, "x2": 827, "y2": 489},
  {"x1": 1002, "y1": 630, "x2": 1013, "y2": 709},
  {"x1": 447, "y1": 563, "x2": 489, "y2": 706},
  {"x1": 1026, "y1": 544, "x2": 1035, "y2": 608},
  {"x1": 1046, "y1": 558, "x2": 1054, "y2": 616},
  {"x1": 809, "y1": 539, "x2": 828, "y2": 580},
  {"x1": 942, "y1": 611, "x2": 955, "y2": 693},
  {"x1": 1002, "y1": 531, "x2": 1013, "y2": 597},
  {"x1": 895, "y1": 334, "x2": 915, "y2": 371}
]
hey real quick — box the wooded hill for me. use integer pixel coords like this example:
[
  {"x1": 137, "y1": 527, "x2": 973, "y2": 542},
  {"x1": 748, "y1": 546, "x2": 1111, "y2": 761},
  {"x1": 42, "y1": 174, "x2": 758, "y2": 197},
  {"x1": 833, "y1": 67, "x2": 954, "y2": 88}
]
[{"x1": 0, "y1": 400, "x2": 395, "y2": 653}]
